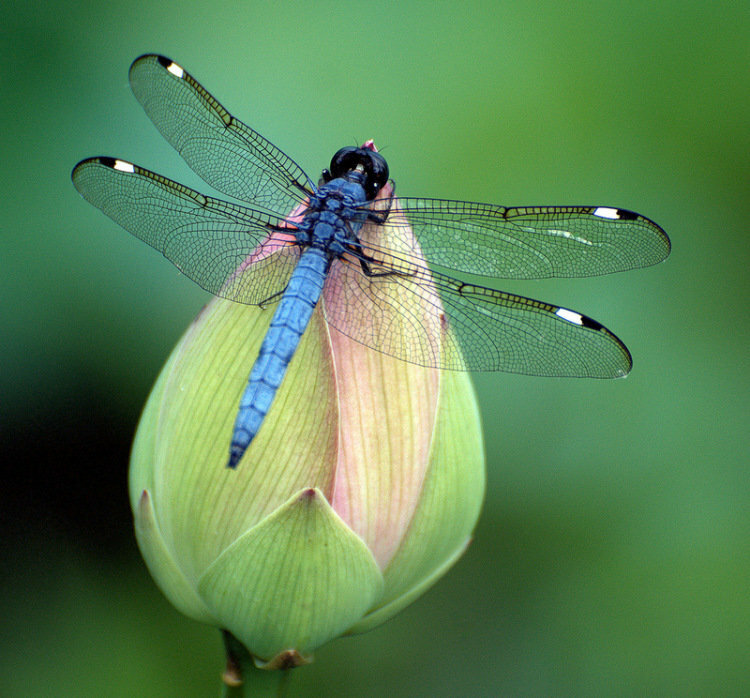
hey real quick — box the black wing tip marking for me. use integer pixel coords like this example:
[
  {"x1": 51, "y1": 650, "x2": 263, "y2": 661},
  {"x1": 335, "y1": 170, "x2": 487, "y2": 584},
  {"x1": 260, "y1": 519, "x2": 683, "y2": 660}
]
[
  {"x1": 553, "y1": 306, "x2": 633, "y2": 377},
  {"x1": 71, "y1": 156, "x2": 113, "y2": 183},
  {"x1": 130, "y1": 53, "x2": 170, "y2": 65},
  {"x1": 612, "y1": 207, "x2": 639, "y2": 221},
  {"x1": 587, "y1": 206, "x2": 671, "y2": 265},
  {"x1": 129, "y1": 54, "x2": 182, "y2": 77},
  {"x1": 579, "y1": 314, "x2": 603, "y2": 331},
  {"x1": 596, "y1": 206, "x2": 670, "y2": 247},
  {"x1": 72, "y1": 156, "x2": 130, "y2": 172},
  {"x1": 71, "y1": 157, "x2": 90, "y2": 178},
  {"x1": 72, "y1": 157, "x2": 140, "y2": 199}
]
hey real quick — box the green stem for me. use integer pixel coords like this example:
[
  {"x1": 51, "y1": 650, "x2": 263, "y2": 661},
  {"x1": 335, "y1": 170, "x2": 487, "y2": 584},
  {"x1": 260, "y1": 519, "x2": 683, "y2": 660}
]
[{"x1": 220, "y1": 631, "x2": 292, "y2": 698}]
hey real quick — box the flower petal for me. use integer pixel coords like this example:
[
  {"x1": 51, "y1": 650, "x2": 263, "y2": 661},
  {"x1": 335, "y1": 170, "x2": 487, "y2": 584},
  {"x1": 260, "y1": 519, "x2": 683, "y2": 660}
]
[
  {"x1": 134, "y1": 297, "x2": 342, "y2": 582},
  {"x1": 197, "y1": 487, "x2": 384, "y2": 660},
  {"x1": 352, "y1": 369, "x2": 485, "y2": 629},
  {"x1": 129, "y1": 326, "x2": 175, "y2": 508},
  {"x1": 346, "y1": 536, "x2": 472, "y2": 635},
  {"x1": 324, "y1": 185, "x2": 443, "y2": 569},
  {"x1": 327, "y1": 336, "x2": 440, "y2": 569},
  {"x1": 133, "y1": 489, "x2": 215, "y2": 623},
  {"x1": 129, "y1": 346, "x2": 214, "y2": 621}
]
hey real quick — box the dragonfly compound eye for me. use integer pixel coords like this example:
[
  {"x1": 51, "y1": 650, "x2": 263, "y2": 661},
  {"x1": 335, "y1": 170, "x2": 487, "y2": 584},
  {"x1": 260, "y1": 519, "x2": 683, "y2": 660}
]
[
  {"x1": 329, "y1": 147, "x2": 389, "y2": 200},
  {"x1": 329, "y1": 147, "x2": 361, "y2": 178},
  {"x1": 365, "y1": 150, "x2": 389, "y2": 200}
]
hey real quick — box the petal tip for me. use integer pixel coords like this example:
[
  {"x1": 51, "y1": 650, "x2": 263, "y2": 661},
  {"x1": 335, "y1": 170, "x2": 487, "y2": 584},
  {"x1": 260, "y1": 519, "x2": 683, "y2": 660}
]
[{"x1": 299, "y1": 487, "x2": 318, "y2": 502}]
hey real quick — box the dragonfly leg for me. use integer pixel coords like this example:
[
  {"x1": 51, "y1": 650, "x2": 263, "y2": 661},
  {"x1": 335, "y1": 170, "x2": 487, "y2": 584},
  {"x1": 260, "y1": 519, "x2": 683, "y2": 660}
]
[
  {"x1": 343, "y1": 236, "x2": 414, "y2": 279},
  {"x1": 291, "y1": 178, "x2": 313, "y2": 196},
  {"x1": 366, "y1": 210, "x2": 388, "y2": 225},
  {"x1": 358, "y1": 255, "x2": 413, "y2": 279},
  {"x1": 365, "y1": 181, "x2": 395, "y2": 224},
  {"x1": 258, "y1": 287, "x2": 287, "y2": 309}
]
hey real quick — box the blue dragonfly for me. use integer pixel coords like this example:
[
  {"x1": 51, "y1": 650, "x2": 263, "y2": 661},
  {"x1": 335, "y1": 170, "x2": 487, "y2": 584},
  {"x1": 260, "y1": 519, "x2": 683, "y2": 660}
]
[{"x1": 72, "y1": 55, "x2": 670, "y2": 469}]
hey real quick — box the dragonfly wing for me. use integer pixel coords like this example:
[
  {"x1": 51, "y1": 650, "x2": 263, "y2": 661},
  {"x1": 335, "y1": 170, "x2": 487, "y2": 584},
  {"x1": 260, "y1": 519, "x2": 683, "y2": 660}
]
[
  {"x1": 368, "y1": 198, "x2": 670, "y2": 279},
  {"x1": 72, "y1": 157, "x2": 300, "y2": 304},
  {"x1": 324, "y1": 249, "x2": 630, "y2": 376},
  {"x1": 128, "y1": 54, "x2": 313, "y2": 214}
]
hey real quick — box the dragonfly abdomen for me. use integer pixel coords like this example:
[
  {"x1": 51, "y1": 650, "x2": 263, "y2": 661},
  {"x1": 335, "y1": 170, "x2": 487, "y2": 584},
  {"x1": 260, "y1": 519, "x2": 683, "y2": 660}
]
[{"x1": 227, "y1": 247, "x2": 330, "y2": 468}]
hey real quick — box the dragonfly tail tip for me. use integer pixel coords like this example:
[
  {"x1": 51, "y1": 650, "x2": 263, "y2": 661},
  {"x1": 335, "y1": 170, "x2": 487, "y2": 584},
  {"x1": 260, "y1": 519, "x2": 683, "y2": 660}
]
[{"x1": 226, "y1": 447, "x2": 243, "y2": 470}]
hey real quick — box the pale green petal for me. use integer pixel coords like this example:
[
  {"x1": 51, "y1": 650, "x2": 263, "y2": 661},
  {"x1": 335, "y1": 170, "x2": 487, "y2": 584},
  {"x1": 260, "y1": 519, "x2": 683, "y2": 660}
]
[
  {"x1": 355, "y1": 369, "x2": 485, "y2": 627},
  {"x1": 129, "y1": 343, "x2": 216, "y2": 621},
  {"x1": 133, "y1": 489, "x2": 215, "y2": 623},
  {"x1": 141, "y1": 298, "x2": 340, "y2": 583},
  {"x1": 347, "y1": 536, "x2": 472, "y2": 634},
  {"x1": 197, "y1": 487, "x2": 384, "y2": 661}
]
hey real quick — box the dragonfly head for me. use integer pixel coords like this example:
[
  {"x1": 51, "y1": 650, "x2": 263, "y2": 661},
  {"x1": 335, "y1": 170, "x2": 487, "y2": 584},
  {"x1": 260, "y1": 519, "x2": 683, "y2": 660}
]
[{"x1": 328, "y1": 146, "x2": 389, "y2": 200}]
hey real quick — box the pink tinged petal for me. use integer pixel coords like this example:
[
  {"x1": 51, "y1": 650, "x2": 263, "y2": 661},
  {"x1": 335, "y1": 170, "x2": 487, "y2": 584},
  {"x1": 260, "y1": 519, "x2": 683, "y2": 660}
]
[
  {"x1": 221, "y1": 200, "x2": 306, "y2": 301},
  {"x1": 328, "y1": 336, "x2": 439, "y2": 569},
  {"x1": 324, "y1": 186, "x2": 445, "y2": 569},
  {"x1": 237, "y1": 200, "x2": 308, "y2": 269},
  {"x1": 347, "y1": 370, "x2": 485, "y2": 633},
  {"x1": 377, "y1": 370, "x2": 485, "y2": 602}
]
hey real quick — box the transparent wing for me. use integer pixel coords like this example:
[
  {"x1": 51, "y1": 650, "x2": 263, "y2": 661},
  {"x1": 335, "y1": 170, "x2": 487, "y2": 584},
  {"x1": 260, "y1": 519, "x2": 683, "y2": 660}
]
[
  {"x1": 324, "y1": 247, "x2": 631, "y2": 376},
  {"x1": 365, "y1": 198, "x2": 670, "y2": 279},
  {"x1": 72, "y1": 157, "x2": 300, "y2": 304},
  {"x1": 128, "y1": 54, "x2": 313, "y2": 214}
]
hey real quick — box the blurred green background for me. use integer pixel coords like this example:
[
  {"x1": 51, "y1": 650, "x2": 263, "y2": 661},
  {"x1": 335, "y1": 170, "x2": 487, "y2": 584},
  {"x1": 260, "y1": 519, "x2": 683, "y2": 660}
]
[{"x1": 2, "y1": 0, "x2": 748, "y2": 695}]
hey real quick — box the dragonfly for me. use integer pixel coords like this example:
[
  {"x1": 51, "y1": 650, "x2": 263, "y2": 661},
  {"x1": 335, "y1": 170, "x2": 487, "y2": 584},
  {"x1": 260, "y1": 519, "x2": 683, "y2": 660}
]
[{"x1": 72, "y1": 55, "x2": 670, "y2": 469}]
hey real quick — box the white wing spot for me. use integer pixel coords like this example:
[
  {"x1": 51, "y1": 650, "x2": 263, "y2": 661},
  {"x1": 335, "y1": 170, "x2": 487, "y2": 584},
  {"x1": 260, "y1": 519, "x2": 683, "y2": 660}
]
[
  {"x1": 593, "y1": 207, "x2": 620, "y2": 220},
  {"x1": 166, "y1": 61, "x2": 185, "y2": 78},
  {"x1": 113, "y1": 159, "x2": 135, "y2": 173},
  {"x1": 555, "y1": 307, "x2": 584, "y2": 325}
]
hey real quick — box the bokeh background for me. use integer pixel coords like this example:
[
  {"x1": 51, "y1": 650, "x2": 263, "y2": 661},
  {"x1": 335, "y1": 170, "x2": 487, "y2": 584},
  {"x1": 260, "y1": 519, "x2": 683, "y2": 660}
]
[{"x1": 2, "y1": 0, "x2": 748, "y2": 695}]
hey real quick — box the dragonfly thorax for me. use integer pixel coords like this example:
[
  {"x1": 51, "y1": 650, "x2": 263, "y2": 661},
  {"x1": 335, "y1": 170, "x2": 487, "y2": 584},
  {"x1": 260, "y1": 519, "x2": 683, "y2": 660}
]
[
  {"x1": 315, "y1": 175, "x2": 369, "y2": 207},
  {"x1": 297, "y1": 176, "x2": 371, "y2": 257}
]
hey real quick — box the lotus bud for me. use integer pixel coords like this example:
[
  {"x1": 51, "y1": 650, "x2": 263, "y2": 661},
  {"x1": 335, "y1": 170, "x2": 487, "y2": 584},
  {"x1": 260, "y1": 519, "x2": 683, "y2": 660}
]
[{"x1": 128, "y1": 181, "x2": 485, "y2": 668}]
